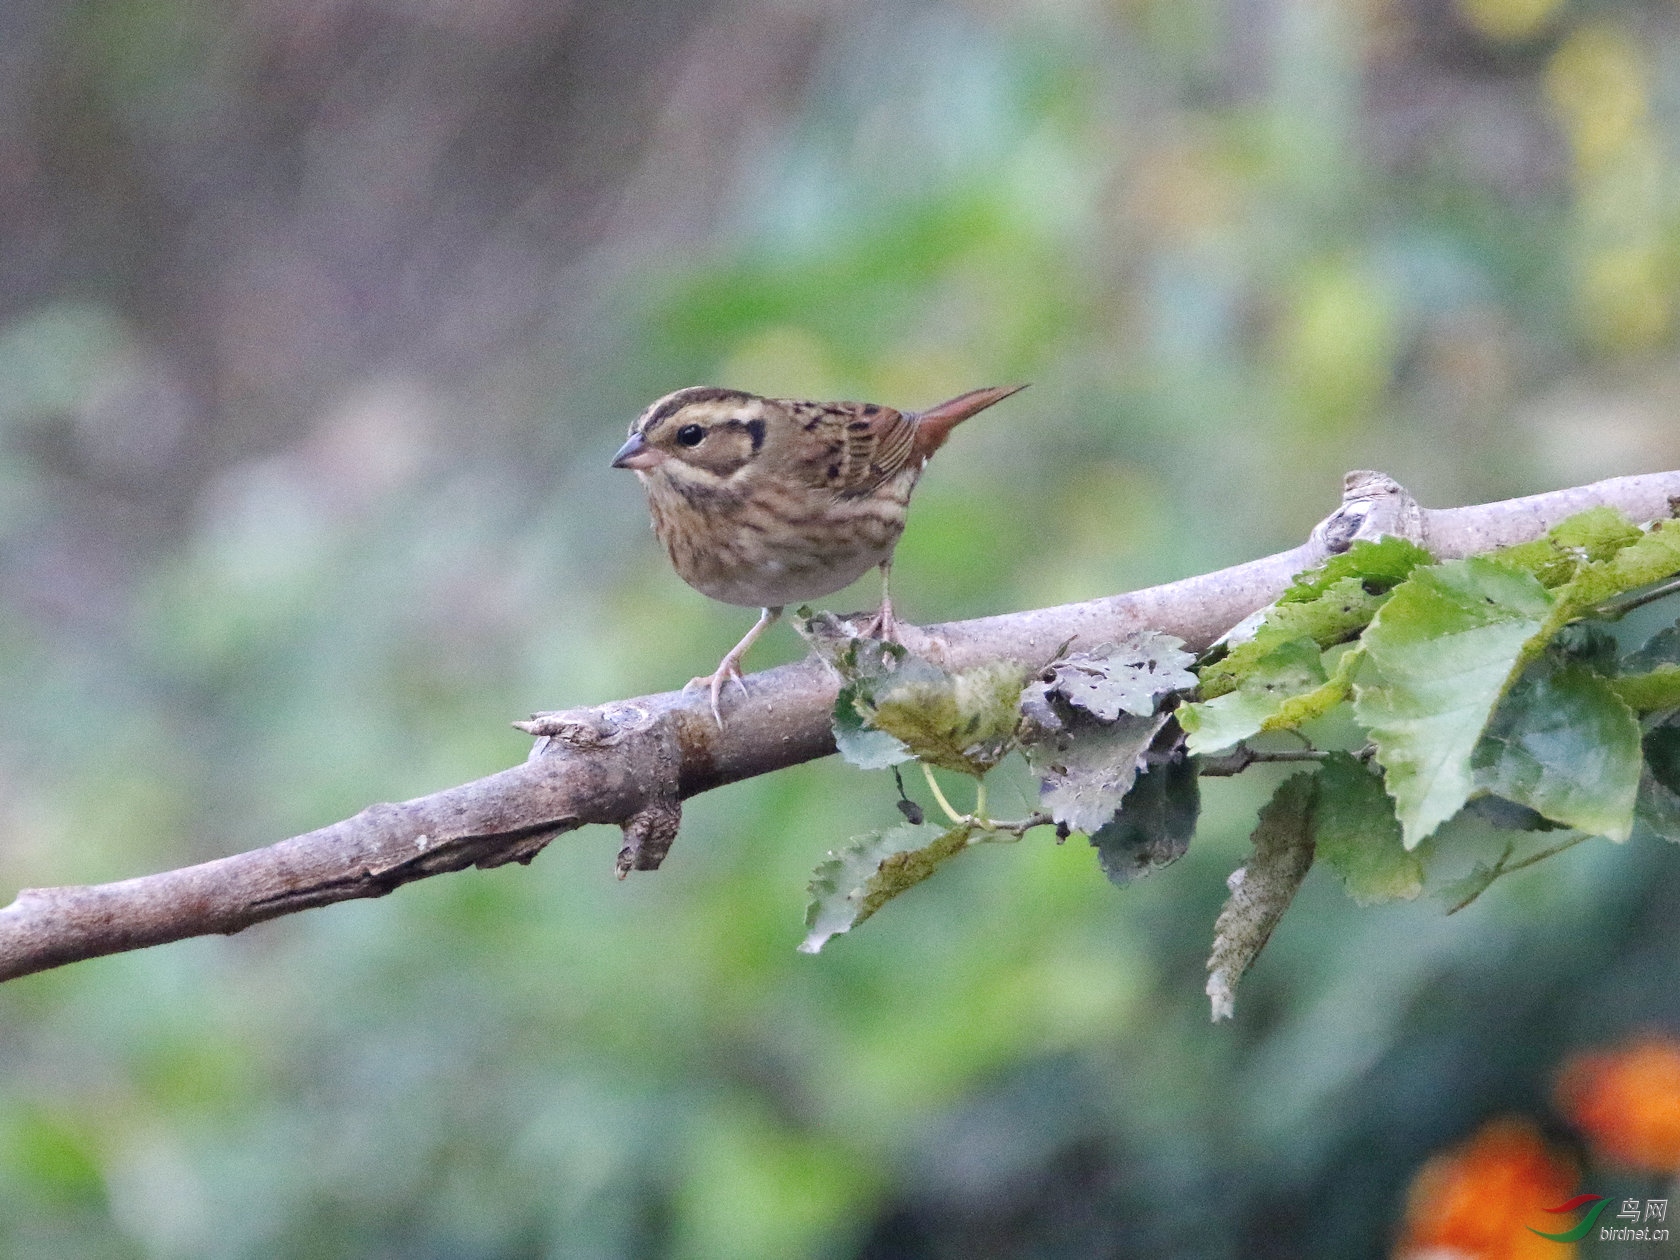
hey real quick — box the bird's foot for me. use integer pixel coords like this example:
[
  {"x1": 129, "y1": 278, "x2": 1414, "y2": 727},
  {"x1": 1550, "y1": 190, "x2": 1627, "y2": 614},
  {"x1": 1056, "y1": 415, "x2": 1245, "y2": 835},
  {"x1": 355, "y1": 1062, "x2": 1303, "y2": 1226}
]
[
  {"x1": 685, "y1": 657, "x2": 750, "y2": 725},
  {"x1": 856, "y1": 600, "x2": 900, "y2": 644}
]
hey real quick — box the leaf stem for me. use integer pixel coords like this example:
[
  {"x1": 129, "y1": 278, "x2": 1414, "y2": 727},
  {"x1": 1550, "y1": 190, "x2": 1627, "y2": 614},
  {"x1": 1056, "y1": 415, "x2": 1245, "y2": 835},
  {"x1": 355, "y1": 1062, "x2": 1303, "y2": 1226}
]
[
  {"x1": 920, "y1": 762, "x2": 966, "y2": 826},
  {"x1": 1592, "y1": 574, "x2": 1680, "y2": 621},
  {"x1": 1446, "y1": 831, "x2": 1596, "y2": 914},
  {"x1": 1500, "y1": 830, "x2": 1595, "y2": 875}
]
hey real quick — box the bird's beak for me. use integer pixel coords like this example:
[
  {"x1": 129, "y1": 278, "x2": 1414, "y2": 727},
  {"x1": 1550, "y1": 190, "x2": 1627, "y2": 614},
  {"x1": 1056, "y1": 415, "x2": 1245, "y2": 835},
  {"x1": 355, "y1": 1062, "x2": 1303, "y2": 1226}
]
[{"x1": 610, "y1": 433, "x2": 666, "y2": 470}]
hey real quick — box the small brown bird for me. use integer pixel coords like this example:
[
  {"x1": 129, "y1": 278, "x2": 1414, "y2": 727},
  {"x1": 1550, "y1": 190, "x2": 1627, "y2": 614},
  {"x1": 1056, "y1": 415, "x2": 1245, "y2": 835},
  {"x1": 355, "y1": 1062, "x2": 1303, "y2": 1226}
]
[{"x1": 611, "y1": 383, "x2": 1027, "y2": 720}]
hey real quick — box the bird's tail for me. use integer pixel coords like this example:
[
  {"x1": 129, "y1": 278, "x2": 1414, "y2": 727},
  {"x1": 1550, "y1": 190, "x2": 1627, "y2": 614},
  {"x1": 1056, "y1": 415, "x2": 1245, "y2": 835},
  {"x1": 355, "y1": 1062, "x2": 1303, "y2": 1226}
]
[{"x1": 911, "y1": 384, "x2": 1029, "y2": 459}]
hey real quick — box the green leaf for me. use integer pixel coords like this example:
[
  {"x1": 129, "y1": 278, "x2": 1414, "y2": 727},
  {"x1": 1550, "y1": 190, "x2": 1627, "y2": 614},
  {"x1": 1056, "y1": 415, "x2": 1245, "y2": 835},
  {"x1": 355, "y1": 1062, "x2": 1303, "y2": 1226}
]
[
  {"x1": 1199, "y1": 576, "x2": 1390, "y2": 699},
  {"x1": 1608, "y1": 665, "x2": 1680, "y2": 715},
  {"x1": 1536, "y1": 519, "x2": 1680, "y2": 641},
  {"x1": 846, "y1": 651, "x2": 1029, "y2": 777},
  {"x1": 799, "y1": 822, "x2": 975, "y2": 953},
  {"x1": 832, "y1": 679, "x2": 912, "y2": 769},
  {"x1": 1026, "y1": 711, "x2": 1169, "y2": 835},
  {"x1": 1181, "y1": 637, "x2": 1327, "y2": 754},
  {"x1": 1647, "y1": 723, "x2": 1680, "y2": 796},
  {"x1": 1494, "y1": 506, "x2": 1646, "y2": 587},
  {"x1": 1471, "y1": 659, "x2": 1642, "y2": 841},
  {"x1": 1029, "y1": 633, "x2": 1196, "y2": 721},
  {"x1": 1088, "y1": 751, "x2": 1200, "y2": 885},
  {"x1": 1623, "y1": 622, "x2": 1680, "y2": 673},
  {"x1": 1353, "y1": 557, "x2": 1555, "y2": 848},
  {"x1": 1312, "y1": 752, "x2": 1422, "y2": 905},
  {"x1": 1279, "y1": 536, "x2": 1433, "y2": 603},
  {"x1": 1206, "y1": 773, "x2": 1316, "y2": 1021},
  {"x1": 1619, "y1": 621, "x2": 1680, "y2": 718}
]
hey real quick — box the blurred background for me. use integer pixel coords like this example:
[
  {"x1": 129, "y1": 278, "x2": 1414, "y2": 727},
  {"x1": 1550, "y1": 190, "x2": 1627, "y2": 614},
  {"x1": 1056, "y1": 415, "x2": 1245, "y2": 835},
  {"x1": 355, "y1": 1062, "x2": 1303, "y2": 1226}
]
[{"x1": 3, "y1": 0, "x2": 1680, "y2": 1255}]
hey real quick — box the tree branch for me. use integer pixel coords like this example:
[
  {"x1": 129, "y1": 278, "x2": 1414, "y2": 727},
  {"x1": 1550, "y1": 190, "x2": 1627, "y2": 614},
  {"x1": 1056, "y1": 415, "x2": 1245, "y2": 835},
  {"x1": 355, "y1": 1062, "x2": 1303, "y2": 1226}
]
[{"x1": 1, "y1": 469, "x2": 1676, "y2": 982}]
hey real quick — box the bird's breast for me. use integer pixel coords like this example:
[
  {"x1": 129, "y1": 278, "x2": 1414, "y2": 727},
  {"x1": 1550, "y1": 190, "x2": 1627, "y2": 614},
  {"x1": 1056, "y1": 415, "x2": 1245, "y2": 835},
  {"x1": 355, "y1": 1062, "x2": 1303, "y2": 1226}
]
[{"x1": 642, "y1": 466, "x2": 916, "y2": 608}]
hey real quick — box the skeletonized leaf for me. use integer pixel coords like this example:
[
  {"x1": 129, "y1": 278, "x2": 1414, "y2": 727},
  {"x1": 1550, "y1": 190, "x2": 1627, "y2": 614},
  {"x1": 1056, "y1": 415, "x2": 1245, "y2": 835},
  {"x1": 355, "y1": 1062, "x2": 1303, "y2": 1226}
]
[
  {"x1": 1353, "y1": 557, "x2": 1554, "y2": 848},
  {"x1": 1089, "y1": 751, "x2": 1200, "y2": 886},
  {"x1": 1031, "y1": 633, "x2": 1196, "y2": 721},
  {"x1": 800, "y1": 822, "x2": 974, "y2": 953},
  {"x1": 1312, "y1": 751, "x2": 1422, "y2": 905},
  {"x1": 1472, "y1": 659, "x2": 1642, "y2": 841},
  {"x1": 1207, "y1": 773, "x2": 1316, "y2": 1021},
  {"x1": 1025, "y1": 710, "x2": 1169, "y2": 834}
]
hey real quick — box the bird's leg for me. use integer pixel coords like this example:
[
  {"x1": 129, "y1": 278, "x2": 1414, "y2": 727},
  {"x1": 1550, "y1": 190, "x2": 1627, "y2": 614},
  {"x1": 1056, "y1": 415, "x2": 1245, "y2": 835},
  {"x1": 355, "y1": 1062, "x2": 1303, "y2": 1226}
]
[
  {"x1": 688, "y1": 606, "x2": 781, "y2": 723},
  {"x1": 858, "y1": 560, "x2": 900, "y2": 642}
]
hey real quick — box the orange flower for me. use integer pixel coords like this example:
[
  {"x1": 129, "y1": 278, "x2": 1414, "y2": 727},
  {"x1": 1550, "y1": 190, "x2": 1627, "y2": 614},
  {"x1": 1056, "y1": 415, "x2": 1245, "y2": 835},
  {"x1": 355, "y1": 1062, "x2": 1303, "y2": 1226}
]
[
  {"x1": 1393, "y1": 1117, "x2": 1580, "y2": 1260},
  {"x1": 1556, "y1": 1034, "x2": 1680, "y2": 1173}
]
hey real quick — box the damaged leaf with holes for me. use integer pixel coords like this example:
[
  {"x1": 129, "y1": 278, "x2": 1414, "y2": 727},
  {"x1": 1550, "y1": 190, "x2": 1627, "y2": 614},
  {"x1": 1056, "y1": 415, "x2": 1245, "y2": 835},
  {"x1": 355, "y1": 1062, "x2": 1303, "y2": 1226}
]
[
  {"x1": 1019, "y1": 632, "x2": 1195, "y2": 834},
  {"x1": 1022, "y1": 634, "x2": 1196, "y2": 722}
]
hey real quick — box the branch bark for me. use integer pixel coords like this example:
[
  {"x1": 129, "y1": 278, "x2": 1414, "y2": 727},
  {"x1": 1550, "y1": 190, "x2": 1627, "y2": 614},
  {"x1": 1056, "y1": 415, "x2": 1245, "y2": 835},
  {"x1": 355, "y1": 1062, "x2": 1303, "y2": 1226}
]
[{"x1": 2, "y1": 469, "x2": 1676, "y2": 982}]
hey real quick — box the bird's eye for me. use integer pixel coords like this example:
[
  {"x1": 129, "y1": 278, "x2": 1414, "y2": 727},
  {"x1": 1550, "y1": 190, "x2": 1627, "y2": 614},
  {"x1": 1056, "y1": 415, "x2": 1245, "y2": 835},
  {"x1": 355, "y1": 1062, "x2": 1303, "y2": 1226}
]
[{"x1": 676, "y1": 424, "x2": 705, "y2": 447}]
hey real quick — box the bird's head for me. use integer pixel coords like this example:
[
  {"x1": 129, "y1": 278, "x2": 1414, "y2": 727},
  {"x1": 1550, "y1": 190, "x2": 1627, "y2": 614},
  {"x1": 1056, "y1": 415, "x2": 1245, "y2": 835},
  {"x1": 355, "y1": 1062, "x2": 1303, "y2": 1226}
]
[{"x1": 611, "y1": 387, "x2": 772, "y2": 485}]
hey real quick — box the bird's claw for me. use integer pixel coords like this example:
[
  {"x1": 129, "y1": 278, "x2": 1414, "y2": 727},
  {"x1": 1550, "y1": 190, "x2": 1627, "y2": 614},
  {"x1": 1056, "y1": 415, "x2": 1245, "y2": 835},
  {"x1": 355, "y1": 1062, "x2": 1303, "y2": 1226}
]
[
  {"x1": 685, "y1": 661, "x2": 749, "y2": 724},
  {"x1": 857, "y1": 601, "x2": 899, "y2": 643}
]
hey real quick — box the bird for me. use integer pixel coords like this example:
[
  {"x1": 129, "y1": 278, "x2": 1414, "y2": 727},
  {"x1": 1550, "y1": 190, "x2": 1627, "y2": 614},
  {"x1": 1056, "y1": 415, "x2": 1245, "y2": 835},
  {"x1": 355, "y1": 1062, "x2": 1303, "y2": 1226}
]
[{"x1": 611, "y1": 382, "x2": 1028, "y2": 721}]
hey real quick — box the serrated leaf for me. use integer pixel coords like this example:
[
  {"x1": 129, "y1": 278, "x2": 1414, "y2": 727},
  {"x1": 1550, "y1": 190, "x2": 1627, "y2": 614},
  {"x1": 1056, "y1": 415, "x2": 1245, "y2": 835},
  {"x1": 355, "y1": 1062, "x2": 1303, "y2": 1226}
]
[
  {"x1": 1206, "y1": 773, "x2": 1316, "y2": 1021},
  {"x1": 1089, "y1": 751, "x2": 1200, "y2": 885},
  {"x1": 1494, "y1": 506, "x2": 1646, "y2": 587},
  {"x1": 800, "y1": 822, "x2": 974, "y2": 953},
  {"x1": 1623, "y1": 622, "x2": 1680, "y2": 672},
  {"x1": 1200, "y1": 576, "x2": 1390, "y2": 698},
  {"x1": 1025, "y1": 710, "x2": 1169, "y2": 834},
  {"x1": 1647, "y1": 723, "x2": 1680, "y2": 796},
  {"x1": 1032, "y1": 633, "x2": 1196, "y2": 721},
  {"x1": 1181, "y1": 637, "x2": 1327, "y2": 753},
  {"x1": 1353, "y1": 556, "x2": 1555, "y2": 848},
  {"x1": 1609, "y1": 666, "x2": 1680, "y2": 715},
  {"x1": 1538, "y1": 519, "x2": 1680, "y2": 640},
  {"x1": 1313, "y1": 752, "x2": 1422, "y2": 905},
  {"x1": 1633, "y1": 768, "x2": 1680, "y2": 844},
  {"x1": 863, "y1": 659, "x2": 1029, "y2": 776},
  {"x1": 1472, "y1": 660, "x2": 1641, "y2": 841},
  {"x1": 1634, "y1": 716, "x2": 1680, "y2": 844},
  {"x1": 1280, "y1": 536, "x2": 1433, "y2": 603}
]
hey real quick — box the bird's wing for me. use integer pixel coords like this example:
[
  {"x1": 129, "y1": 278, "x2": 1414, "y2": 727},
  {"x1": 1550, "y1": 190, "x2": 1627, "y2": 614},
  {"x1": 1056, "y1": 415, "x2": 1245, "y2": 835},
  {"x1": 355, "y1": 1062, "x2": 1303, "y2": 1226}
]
[{"x1": 777, "y1": 399, "x2": 921, "y2": 498}]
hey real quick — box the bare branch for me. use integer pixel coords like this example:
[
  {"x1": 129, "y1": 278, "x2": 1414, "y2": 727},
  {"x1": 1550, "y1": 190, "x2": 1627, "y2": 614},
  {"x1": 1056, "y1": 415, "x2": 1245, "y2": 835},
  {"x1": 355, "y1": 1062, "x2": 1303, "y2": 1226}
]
[{"x1": 1, "y1": 469, "x2": 1676, "y2": 982}]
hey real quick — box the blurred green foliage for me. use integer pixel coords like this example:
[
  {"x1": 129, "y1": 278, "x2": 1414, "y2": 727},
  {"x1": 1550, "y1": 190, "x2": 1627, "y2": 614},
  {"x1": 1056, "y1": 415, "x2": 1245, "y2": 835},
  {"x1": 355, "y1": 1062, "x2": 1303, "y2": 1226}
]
[{"x1": 2, "y1": 0, "x2": 1680, "y2": 1255}]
